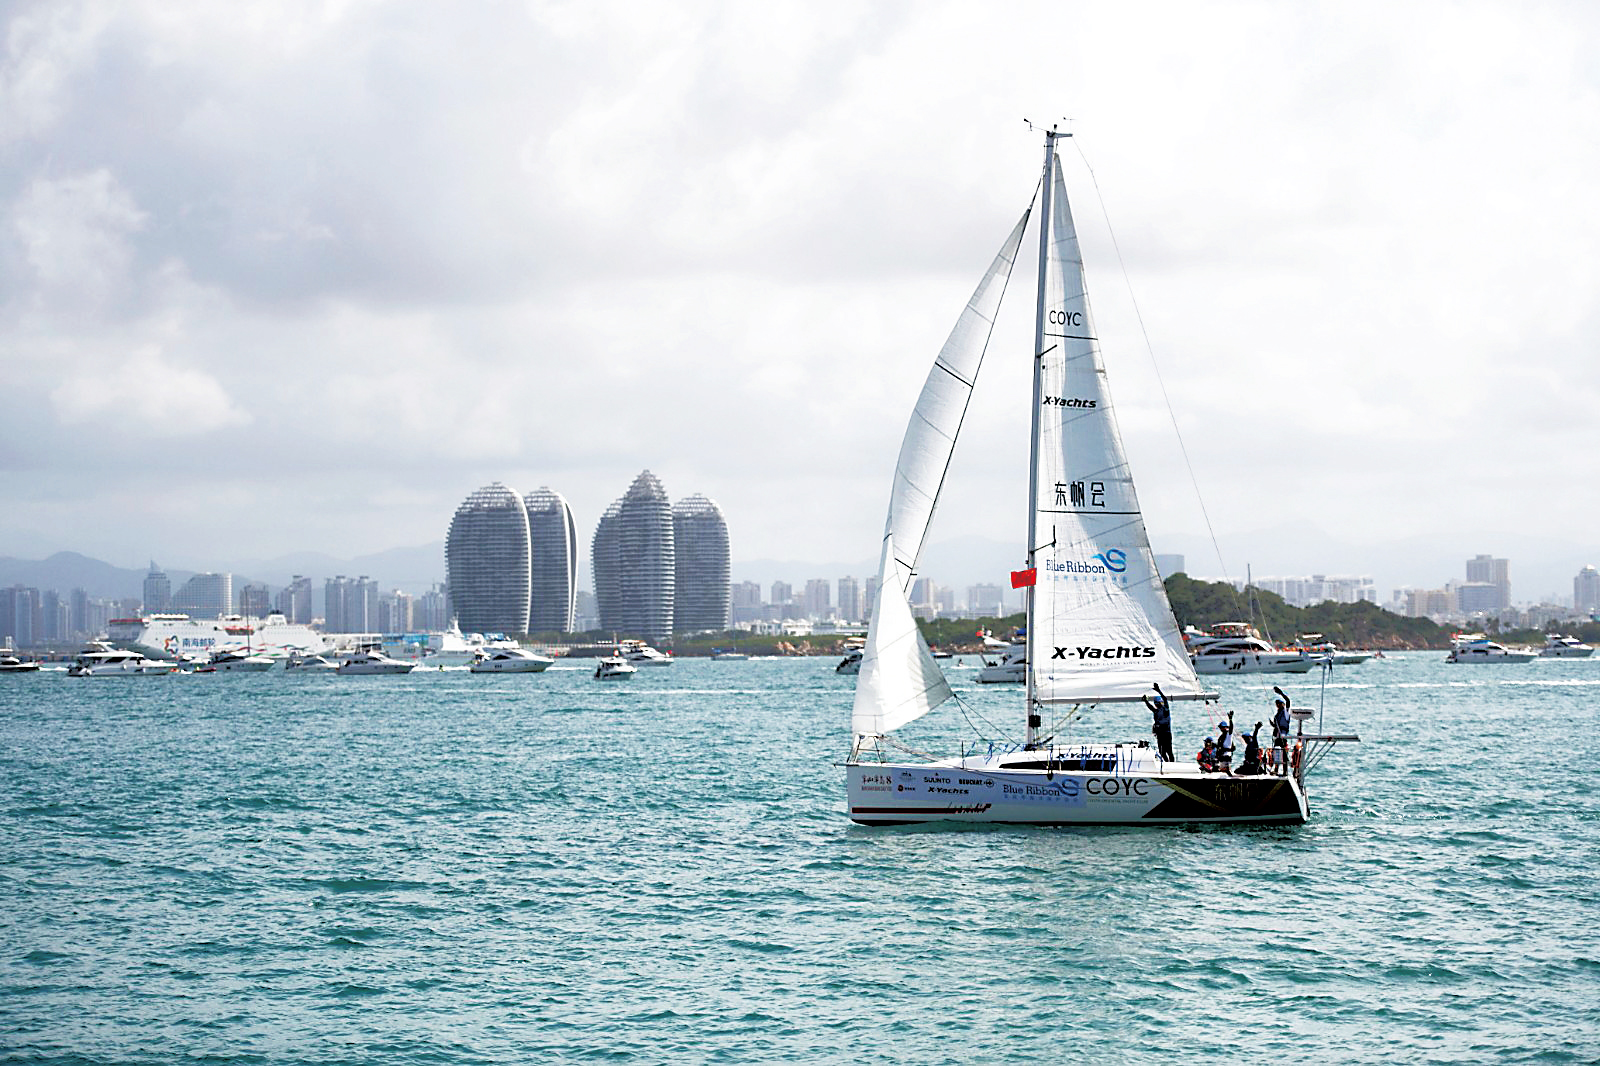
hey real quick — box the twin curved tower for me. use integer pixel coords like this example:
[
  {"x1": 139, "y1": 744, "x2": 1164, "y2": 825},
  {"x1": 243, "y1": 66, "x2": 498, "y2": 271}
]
[
  {"x1": 446, "y1": 483, "x2": 577, "y2": 635},
  {"x1": 446, "y1": 472, "x2": 729, "y2": 641}
]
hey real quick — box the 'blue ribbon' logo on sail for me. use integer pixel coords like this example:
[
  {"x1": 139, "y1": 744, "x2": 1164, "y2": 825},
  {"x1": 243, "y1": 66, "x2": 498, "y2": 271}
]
[{"x1": 1091, "y1": 549, "x2": 1128, "y2": 573}]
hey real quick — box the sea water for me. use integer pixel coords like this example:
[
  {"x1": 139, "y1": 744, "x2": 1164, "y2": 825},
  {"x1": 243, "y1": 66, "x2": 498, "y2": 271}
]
[{"x1": 1, "y1": 653, "x2": 1596, "y2": 1064}]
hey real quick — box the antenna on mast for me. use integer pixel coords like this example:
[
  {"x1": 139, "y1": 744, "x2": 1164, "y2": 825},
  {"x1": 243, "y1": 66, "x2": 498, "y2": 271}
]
[{"x1": 1023, "y1": 117, "x2": 1073, "y2": 138}]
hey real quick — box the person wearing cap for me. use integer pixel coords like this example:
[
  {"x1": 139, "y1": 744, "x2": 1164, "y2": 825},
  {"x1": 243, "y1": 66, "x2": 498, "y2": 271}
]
[
  {"x1": 1143, "y1": 682, "x2": 1174, "y2": 763},
  {"x1": 1271, "y1": 686, "x2": 1293, "y2": 776},
  {"x1": 1196, "y1": 737, "x2": 1218, "y2": 773},
  {"x1": 1214, "y1": 710, "x2": 1236, "y2": 775},
  {"x1": 1238, "y1": 721, "x2": 1265, "y2": 775}
]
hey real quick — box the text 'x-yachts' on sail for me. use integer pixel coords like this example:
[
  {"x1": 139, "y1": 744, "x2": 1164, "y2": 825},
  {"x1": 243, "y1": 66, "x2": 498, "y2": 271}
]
[{"x1": 843, "y1": 127, "x2": 1357, "y2": 827}]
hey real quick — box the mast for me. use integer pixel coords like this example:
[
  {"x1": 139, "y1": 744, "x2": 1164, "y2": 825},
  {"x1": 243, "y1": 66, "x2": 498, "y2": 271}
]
[{"x1": 1025, "y1": 127, "x2": 1064, "y2": 749}]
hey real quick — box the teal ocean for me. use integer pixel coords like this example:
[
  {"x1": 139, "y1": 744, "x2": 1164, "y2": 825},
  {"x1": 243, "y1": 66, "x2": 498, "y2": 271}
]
[{"x1": 3, "y1": 653, "x2": 1597, "y2": 1064}]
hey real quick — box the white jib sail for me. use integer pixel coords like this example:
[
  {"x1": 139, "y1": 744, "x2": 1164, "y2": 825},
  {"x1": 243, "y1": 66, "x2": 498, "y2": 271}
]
[
  {"x1": 852, "y1": 212, "x2": 1030, "y2": 738},
  {"x1": 1027, "y1": 156, "x2": 1205, "y2": 703}
]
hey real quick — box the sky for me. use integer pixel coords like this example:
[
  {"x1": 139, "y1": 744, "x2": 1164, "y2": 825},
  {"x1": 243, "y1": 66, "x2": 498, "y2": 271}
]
[{"x1": 2, "y1": 0, "x2": 1597, "y2": 599}]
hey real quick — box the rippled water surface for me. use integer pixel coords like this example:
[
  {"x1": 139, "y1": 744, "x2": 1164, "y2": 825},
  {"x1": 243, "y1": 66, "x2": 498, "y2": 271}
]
[{"x1": 2, "y1": 653, "x2": 1597, "y2": 1064}]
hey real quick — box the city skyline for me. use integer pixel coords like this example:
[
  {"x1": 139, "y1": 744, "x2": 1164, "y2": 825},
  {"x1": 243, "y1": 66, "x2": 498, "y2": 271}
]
[{"x1": 2, "y1": 4, "x2": 1597, "y2": 596}]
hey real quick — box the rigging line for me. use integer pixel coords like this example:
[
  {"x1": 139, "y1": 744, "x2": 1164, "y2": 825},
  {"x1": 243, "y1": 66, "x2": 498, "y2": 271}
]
[{"x1": 1070, "y1": 138, "x2": 1232, "y2": 587}]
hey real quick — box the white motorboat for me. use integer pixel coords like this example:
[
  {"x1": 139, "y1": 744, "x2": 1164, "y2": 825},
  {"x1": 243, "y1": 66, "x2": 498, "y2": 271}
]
[
  {"x1": 1446, "y1": 637, "x2": 1535, "y2": 664},
  {"x1": 617, "y1": 639, "x2": 673, "y2": 666},
  {"x1": 1539, "y1": 635, "x2": 1594, "y2": 658},
  {"x1": 975, "y1": 643, "x2": 1026, "y2": 683},
  {"x1": 1295, "y1": 634, "x2": 1372, "y2": 665},
  {"x1": 285, "y1": 651, "x2": 339, "y2": 672},
  {"x1": 1186, "y1": 623, "x2": 1318, "y2": 674},
  {"x1": 844, "y1": 128, "x2": 1356, "y2": 826},
  {"x1": 0, "y1": 653, "x2": 41, "y2": 673},
  {"x1": 470, "y1": 647, "x2": 555, "y2": 673},
  {"x1": 835, "y1": 648, "x2": 862, "y2": 674},
  {"x1": 195, "y1": 648, "x2": 275, "y2": 672},
  {"x1": 711, "y1": 648, "x2": 749, "y2": 661},
  {"x1": 594, "y1": 656, "x2": 637, "y2": 680},
  {"x1": 67, "y1": 641, "x2": 178, "y2": 677},
  {"x1": 336, "y1": 648, "x2": 417, "y2": 675}
]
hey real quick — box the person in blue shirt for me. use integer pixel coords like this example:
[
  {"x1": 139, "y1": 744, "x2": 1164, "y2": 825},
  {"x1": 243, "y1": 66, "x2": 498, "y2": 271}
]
[{"x1": 1143, "y1": 682, "x2": 1174, "y2": 763}]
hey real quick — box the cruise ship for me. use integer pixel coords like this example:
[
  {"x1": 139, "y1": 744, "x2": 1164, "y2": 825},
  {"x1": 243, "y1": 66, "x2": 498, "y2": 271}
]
[{"x1": 106, "y1": 612, "x2": 332, "y2": 660}]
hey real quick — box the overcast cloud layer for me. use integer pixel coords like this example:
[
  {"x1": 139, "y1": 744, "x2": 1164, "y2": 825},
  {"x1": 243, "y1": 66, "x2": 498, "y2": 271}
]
[{"x1": 3, "y1": 0, "x2": 1597, "y2": 596}]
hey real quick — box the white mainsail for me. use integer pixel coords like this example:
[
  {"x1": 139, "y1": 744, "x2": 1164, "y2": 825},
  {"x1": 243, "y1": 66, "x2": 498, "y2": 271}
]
[
  {"x1": 851, "y1": 213, "x2": 1031, "y2": 738},
  {"x1": 1026, "y1": 154, "x2": 1204, "y2": 704}
]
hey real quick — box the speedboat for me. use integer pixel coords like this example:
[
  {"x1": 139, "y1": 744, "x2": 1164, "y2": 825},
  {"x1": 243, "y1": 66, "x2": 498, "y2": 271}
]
[
  {"x1": 617, "y1": 639, "x2": 673, "y2": 666},
  {"x1": 1539, "y1": 635, "x2": 1595, "y2": 658},
  {"x1": 835, "y1": 648, "x2": 862, "y2": 674},
  {"x1": 67, "y1": 641, "x2": 178, "y2": 677},
  {"x1": 195, "y1": 648, "x2": 275, "y2": 673},
  {"x1": 594, "y1": 656, "x2": 637, "y2": 680},
  {"x1": 285, "y1": 651, "x2": 339, "y2": 671},
  {"x1": 1445, "y1": 637, "x2": 1535, "y2": 664},
  {"x1": 975, "y1": 643, "x2": 1026, "y2": 683},
  {"x1": 1185, "y1": 623, "x2": 1317, "y2": 674},
  {"x1": 711, "y1": 648, "x2": 749, "y2": 661},
  {"x1": 0, "y1": 653, "x2": 41, "y2": 673},
  {"x1": 336, "y1": 649, "x2": 417, "y2": 675},
  {"x1": 469, "y1": 647, "x2": 555, "y2": 673}
]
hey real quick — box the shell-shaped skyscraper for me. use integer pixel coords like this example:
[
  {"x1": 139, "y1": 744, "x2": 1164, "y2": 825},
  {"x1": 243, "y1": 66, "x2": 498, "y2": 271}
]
[
  {"x1": 445, "y1": 482, "x2": 531, "y2": 635},
  {"x1": 524, "y1": 487, "x2": 578, "y2": 634},
  {"x1": 592, "y1": 470, "x2": 675, "y2": 645},
  {"x1": 672, "y1": 494, "x2": 730, "y2": 634}
]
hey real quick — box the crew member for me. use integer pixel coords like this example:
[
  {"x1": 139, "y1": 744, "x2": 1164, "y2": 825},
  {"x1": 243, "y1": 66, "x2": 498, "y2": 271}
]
[
  {"x1": 1271, "y1": 686, "x2": 1293, "y2": 777},
  {"x1": 1144, "y1": 683, "x2": 1174, "y2": 763},
  {"x1": 1214, "y1": 712, "x2": 1236, "y2": 775}
]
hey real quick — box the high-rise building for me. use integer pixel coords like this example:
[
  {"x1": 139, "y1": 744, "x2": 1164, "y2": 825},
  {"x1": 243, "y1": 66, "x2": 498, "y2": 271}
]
[
  {"x1": 804, "y1": 578, "x2": 832, "y2": 620},
  {"x1": 524, "y1": 487, "x2": 578, "y2": 634},
  {"x1": 172, "y1": 573, "x2": 232, "y2": 619},
  {"x1": 672, "y1": 495, "x2": 730, "y2": 634},
  {"x1": 731, "y1": 581, "x2": 763, "y2": 626},
  {"x1": 239, "y1": 584, "x2": 271, "y2": 618},
  {"x1": 1575, "y1": 566, "x2": 1599, "y2": 613},
  {"x1": 770, "y1": 581, "x2": 792, "y2": 609},
  {"x1": 968, "y1": 583, "x2": 1004, "y2": 615},
  {"x1": 837, "y1": 576, "x2": 861, "y2": 623},
  {"x1": 1465, "y1": 554, "x2": 1510, "y2": 609},
  {"x1": 143, "y1": 562, "x2": 171, "y2": 613},
  {"x1": 1, "y1": 585, "x2": 39, "y2": 649},
  {"x1": 593, "y1": 470, "x2": 675, "y2": 644},
  {"x1": 446, "y1": 482, "x2": 532, "y2": 635},
  {"x1": 417, "y1": 583, "x2": 450, "y2": 633},
  {"x1": 276, "y1": 575, "x2": 312, "y2": 624},
  {"x1": 325, "y1": 576, "x2": 351, "y2": 632}
]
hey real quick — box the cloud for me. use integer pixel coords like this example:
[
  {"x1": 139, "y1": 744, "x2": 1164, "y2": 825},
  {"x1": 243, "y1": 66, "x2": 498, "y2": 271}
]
[{"x1": 49, "y1": 342, "x2": 250, "y2": 433}]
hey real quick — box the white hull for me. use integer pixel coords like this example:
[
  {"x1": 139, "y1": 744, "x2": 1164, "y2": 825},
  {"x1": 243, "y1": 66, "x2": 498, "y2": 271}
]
[
  {"x1": 196, "y1": 656, "x2": 275, "y2": 673},
  {"x1": 846, "y1": 756, "x2": 1307, "y2": 826},
  {"x1": 1192, "y1": 653, "x2": 1316, "y2": 674},
  {"x1": 110, "y1": 614, "x2": 330, "y2": 659},
  {"x1": 336, "y1": 653, "x2": 415, "y2": 675},
  {"x1": 975, "y1": 662, "x2": 1025, "y2": 683},
  {"x1": 470, "y1": 651, "x2": 554, "y2": 673},
  {"x1": 70, "y1": 660, "x2": 177, "y2": 676},
  {"x1": 594, "y1": 657, "x2": 637, "y2": 680},
  {"x1": 1541, "y1": 648, "x2": 1595, "y2": 658}
]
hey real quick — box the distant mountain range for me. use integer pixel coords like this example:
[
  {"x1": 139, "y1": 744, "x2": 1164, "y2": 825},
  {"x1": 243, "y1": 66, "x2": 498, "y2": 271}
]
[{"x1": 3, "y1": 524, "x2": 1593, "y2": 607}]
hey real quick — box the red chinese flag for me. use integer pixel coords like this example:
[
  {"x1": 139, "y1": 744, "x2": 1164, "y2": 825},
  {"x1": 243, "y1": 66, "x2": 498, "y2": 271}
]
[{"x1": 1010, "y1": 568, "x2": 1037, "y2": 589}]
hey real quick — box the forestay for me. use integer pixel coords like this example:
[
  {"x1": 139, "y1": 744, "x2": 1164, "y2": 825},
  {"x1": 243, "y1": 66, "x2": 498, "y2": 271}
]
[
  {"x1": 1027, "y1": 156, "x2": 1205, "y2": 704},
  {"x1": 852, "y1": 213, "x2": 1030, "y2": 738}
]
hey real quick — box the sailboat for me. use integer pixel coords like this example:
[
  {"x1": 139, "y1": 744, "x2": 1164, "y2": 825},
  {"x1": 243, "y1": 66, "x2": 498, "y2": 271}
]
[{"x1": 845, "y1": 129, "x2": 1357, "y2": 826}]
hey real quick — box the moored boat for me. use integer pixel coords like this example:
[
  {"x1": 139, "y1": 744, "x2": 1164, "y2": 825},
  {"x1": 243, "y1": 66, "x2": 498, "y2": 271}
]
[
  {"x1": 1186, "y1": 623, "x2": 1319, "y2": 674},
  {"x1": 67, "y1": 641, "x2": 178, "y2": 677},
  {"x1": 335, "y1": 648, "x2": 416, "y2": 675}
]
